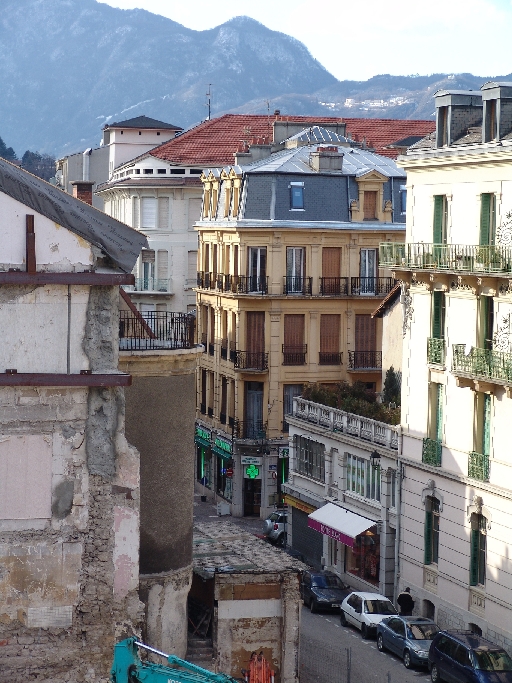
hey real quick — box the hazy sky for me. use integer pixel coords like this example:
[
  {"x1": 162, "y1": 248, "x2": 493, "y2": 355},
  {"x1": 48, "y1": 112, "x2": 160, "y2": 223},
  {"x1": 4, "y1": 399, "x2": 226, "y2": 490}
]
[{"x1": 100, "y1": 0, "x2": 512, "y2": 81}]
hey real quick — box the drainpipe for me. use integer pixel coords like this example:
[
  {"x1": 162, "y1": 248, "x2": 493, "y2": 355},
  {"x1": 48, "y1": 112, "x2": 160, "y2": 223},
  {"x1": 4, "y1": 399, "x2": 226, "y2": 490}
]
[
  {"x1": 393, "y1": 425, "x2": 403, "y2": 605},
  {"x1": 82, "y1": 148, "x2": 92, "y2": 181}
]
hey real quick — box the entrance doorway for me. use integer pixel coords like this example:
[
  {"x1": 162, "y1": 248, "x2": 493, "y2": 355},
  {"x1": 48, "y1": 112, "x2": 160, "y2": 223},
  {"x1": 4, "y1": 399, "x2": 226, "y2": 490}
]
[{"x1": 243, "y1": 478, "x2": 261, "y2": 516}]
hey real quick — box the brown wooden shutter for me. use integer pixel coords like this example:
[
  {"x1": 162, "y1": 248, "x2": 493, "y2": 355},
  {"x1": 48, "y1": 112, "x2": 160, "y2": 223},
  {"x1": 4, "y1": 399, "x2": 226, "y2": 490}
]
[
  {"x1": 246, "y1": 312, "x2": 265, "y2": 353},
  {"x1": 355, "y1": 314, "x2": 376, "y2": 351},
  {"x1": 320, "y1": 315, "x2": 340, "y2": 353},
  {"x1": 284, "y1": 315, "x2": 305, "y2": 347},
  {"x1": 363, "y1": 191, "x2": 377, "y2": 220},
  {"x1": 210, "y1": 308, "x2": 215, "y2": 343},
  {"x1": 322, "y1": 248, "x2": 341, "y2": 278}
]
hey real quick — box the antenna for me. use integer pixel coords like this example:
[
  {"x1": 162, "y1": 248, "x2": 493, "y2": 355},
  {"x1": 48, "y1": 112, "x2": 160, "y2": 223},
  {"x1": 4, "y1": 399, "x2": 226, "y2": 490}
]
[
  {"x1": 206, "y1": 84, "x2": 212, "y2": 121},
  {"x1": 265, "y1": 99, "x2": 271, "y2": 142}
]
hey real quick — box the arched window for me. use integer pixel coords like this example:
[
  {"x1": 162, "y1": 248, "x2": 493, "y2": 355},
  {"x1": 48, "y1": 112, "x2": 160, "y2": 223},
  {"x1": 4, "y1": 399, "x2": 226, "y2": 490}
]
[
  {"x1": 423, "y1": 599, "x2": 435, "y2": 620},
  {"x1": 470, "y1": 513, "x2": 487, "y2": 586},
  {"x1": 424, "y1": 496, "x2": 440, "y2": 565}
]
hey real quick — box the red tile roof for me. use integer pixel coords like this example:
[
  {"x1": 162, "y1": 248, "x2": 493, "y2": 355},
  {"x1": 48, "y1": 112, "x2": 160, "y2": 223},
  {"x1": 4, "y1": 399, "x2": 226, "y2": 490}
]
[{"x1": 149, "y1": 113, "x2": 435, "y2": 166}]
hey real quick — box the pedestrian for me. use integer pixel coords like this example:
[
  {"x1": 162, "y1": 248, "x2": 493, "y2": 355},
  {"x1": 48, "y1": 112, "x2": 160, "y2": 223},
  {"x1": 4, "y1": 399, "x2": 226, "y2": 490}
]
[{"x1": 397, "y1": 587, "x2": 414, "y2": 616}]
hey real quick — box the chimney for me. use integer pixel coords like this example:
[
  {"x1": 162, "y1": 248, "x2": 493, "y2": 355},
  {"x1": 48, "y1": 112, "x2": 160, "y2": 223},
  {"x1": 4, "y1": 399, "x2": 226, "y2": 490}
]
[
  {"x1": 309, "y1": 146, "x2": 343, "y2": 173},
  {"x1": 434, "y1": 90, "x2": 482, "y2": 147},
  {"x1": 71, "y1": 180, "x2": 95, "y2": 206},
  {"x1": 274, "y1": 109, "x2": 281, "y2": 116}
]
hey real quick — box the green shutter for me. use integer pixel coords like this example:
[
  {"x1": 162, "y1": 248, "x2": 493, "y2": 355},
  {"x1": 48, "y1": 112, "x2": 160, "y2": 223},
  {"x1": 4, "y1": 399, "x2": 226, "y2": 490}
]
[
  {"x1": 433, "y1": 196, "x2": 445, "y2": 243},
  {"x1": 480, "y1": 194, "x2": 491, "y2": 246},
  {"x1": 470, "y1": 529, "x2": 480, "y2": 586},
  {"x1": 436, "y1": 384, "x2": 443, "y2": 442},
  {"x1": 482, "y1": 394, "x2": 491, "y2": 456},
  {"x1": 432, "y1": 292, "x2": 443, "y2": 339},
  {"x1": 424, "y1": 508, "x2": 433, "y2": 565}
]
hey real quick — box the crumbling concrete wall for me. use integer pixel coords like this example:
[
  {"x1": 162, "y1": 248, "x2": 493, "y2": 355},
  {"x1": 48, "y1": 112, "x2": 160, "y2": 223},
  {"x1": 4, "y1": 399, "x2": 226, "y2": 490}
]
[{"x1": 0, "y1": 285, "x2": 141, "y2": 682}]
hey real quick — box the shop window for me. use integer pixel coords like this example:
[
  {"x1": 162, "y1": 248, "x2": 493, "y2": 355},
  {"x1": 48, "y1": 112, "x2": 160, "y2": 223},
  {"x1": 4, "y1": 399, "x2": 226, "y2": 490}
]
[
  {"x1": 216, "y1": 456, "x2": 233, "y2": 501},
  {"x1": 345, "y1": 526, "x2": 380, "y2": 586},
  {"x1": 196, "y1": 446, "x2": 213, "y2": 489}
]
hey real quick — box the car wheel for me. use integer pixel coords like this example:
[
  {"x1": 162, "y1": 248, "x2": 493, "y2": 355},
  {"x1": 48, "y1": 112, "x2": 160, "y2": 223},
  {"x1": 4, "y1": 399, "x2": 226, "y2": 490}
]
[
  {"x1": 361, "y1": 623, "x2": 368, "y2": 639},
  {"x1": 377, "y1": 634, "x2": 385, "y2": 652},
  {"x1": 431, "y1": 664, "x2": 442, "y2": 683},
  {"x1": 403, "y1": 650, "x2": 412, "y2": 669},
  {"x1": 277, "y1": 534, "x2": 286, "y2": 548},
  {"x1": 310, "y1": 600, "x2": 318, "y2": 614},
  {"x1": 340, "y1": 611, "x2": 347, "y2": 627}
]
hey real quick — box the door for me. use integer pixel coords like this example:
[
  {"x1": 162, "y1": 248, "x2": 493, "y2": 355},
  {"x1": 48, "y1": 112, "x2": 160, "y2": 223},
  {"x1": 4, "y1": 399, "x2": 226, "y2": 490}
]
[
  {"x1": 246, "y1": 312, "x2": 265, "y2": 361},
  {"x1": 363, "y1": 191, "x2": 377, "y2": 220},
  {"x1": 248, "y1": 247, "x2": 266, "y2": 292},
  {"x1": 286, "y1": 247, "x2": 305, "y2": 293},
  {"x1": 322, "y1": 247, "x2": 341, "y2": 294},
  {"x1": 243, "y1": 478, "x2": 261, "y2": 517},
  {"x1": 245, "y1": 381, "x2": 264, "y2": 438},
  {"x1": 360, "y1": 249, "x2": 377, "y2": 294}
]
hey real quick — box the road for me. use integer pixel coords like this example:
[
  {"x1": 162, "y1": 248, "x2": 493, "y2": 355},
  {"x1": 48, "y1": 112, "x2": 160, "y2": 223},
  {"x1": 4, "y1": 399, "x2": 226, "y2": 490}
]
[{"x1": 300, "y1": 606, "x2": 432, "y2": 683}]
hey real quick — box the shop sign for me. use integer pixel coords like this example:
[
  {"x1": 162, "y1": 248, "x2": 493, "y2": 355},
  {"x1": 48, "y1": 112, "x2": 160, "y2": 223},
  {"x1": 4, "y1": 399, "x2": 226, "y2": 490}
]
[
  {"x1": 279, "y1": 447, "x2": 289, "y2": 458},
  {"x1": 283, "y1": 495, "x2": 316, "y2": 514},
  {"x1": 213, "y1": 436, "x2": 232, "y2": 456},
  {"x1": 195, "y1": 426, "x2": 211, "y2": 441},
  {"x1": 241, "y1": 455, "x2": 262, "y2": 465},
  {"x1": 245, "y1": 464, "x2": 260, "y2": 479}
]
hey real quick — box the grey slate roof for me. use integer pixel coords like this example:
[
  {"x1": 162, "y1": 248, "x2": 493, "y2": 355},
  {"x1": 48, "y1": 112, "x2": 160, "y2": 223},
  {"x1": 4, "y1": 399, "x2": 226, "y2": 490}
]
[
  {"x1": 105, "y1": 115, "x2": 182, "y2": 131},
  {"x1": 283, "y1": 125, "x2": 349, "y2": 145},
  {"x1": 0, "y1": 158, "x2": 147, "y2": 273},
  {"x1": 235, "y1": 143, "x2": 405, "y2": 178}
]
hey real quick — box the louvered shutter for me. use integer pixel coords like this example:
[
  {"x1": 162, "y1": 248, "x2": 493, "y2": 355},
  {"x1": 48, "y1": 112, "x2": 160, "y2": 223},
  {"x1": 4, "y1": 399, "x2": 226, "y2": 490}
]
[
  {"x1": 480, "y1": 194, "x2": 491, "y2": 246},
  {"x1": 322, "y1": 248, "x2": 341, "y2": 277},
  {"x1": 320, "y1": 315, "x2": 340, "y2": 353},
  {"x1": 246, "y1": 312, "x2": 265, "y2": 354},
  {"x1": 483, "y1": 394, "x2": 491, "y2": 455},
  {"x1": 436, "y1": 384, "x2": 443, "y2": 442},
  {"x1": 157, "y1": 250, "x2": 168, "y2": 281},
  {"x1": 188, "y1": 251, "x2": 197, "y2": 280},
  {"x1": 132, "y1": 196, "x2": 139, "y2": 229},
  {"x1": 355, "y1": 315, "x2": 376, "y2": 352},
  {"x1": 433, "y1": 196, "x2": 445, "y2": 243},
  {"x1": 158, "y1": 197, "x2": 169, "y2": 229},
  {"x1": 284, "y1": 315, "x2": 305, "y2": 347},
  {"x1": 469, "y1": 528, "x2": 480, "y2": 586},
  {"x1": 424, "y1": 508, "x2": 433, "y2": 565},
  {"x1": 432, "y1": 292, "x2": 443, "y2": 339},
  {"x1": 141, "y1": 198, "x2": 157, "y2": 228}
]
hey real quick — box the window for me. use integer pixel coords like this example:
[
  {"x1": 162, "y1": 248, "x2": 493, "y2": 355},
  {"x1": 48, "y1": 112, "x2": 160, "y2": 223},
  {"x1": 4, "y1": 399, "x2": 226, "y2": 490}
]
[
  {"x1": 433, "y1": 195, "x2": 447, "y2": 244},
  {"x1": 400, "y1": 185, "x2": 407, "y2": 214},
  {"x1": 319, "y1": 314, "x2": 341, "y2": 365},
  {"x1": 190, "y1": 169, "x2": 203, "y2": 175},
  {"x1": 158, "y1": 197, "x2": 169, "y2": 230},
  {"x1": 470, "y1": 513, "x2": 487, "y2": 586},
  {"x1": 248, "y1": 247, "x2": 267, "y2": 292},
  {"x1": 283, "y1": 314, "x2": 306, "y2": 365},
  {"x1": 432, "y1": 291, "x2": 446, "y2": 340},
  {"x1": 479, "y1": 296, "x2": 494, "y2": 350},
  {"x1": 246, "y1": 311, "x2": 265, "y2": 356},
  {"x1": 480, "y1": 194, "x2": 496, "y2": 246},
  {"x1": 346, "y1": 454, "x2": 380, "y2": 501},
  {"x1": 157, "y1": 131, "x2": 161, "y2": 136},
  {"x1": 141, "y1": 249, "x2": 155, "y2": 288},
  {"x1": 424, "y1": 496, "x2": 440, "y2": 565},
  {"x1": 363, "y1": 191, "x2": 378, "y2": 220},
  {"x1": 141, "y1": 197, "x2": 157, "y2": 229},
  {"x1": 157, "y1": 168, "x2": 166, "y2": 174},
  {"x1": 283, "y1": 384, "x2": 303, "y2": 431},
  {"x1": 135, "y1": 168, "x2": 140, "y2": 174},
  {"x1": 359, "y1": 249, "x2": 377, "y2": 294},
  {"x1": 290, "y1": 182, "x2": 304, "y2": 209},
  {"x1": 171, "y1": 168, "x2": 186, "y2": 175},
  {"x1": 475, "y1": 392, "x2": 491, "y2": 457},
  {"x1": 286, "y1": 247, "x2": 305, "y2": 293},
  {"x1": 294, "y1": 435, "x2": 324, "y2": 481},
  {"x1": 144, "y1": 168, "x2": 154, "y2": 174},
  {"x1": 429, "y1": 383, "x2": 443, "y2": 443},
  {"x1": 157, "y1": 250, "x2": 168, "y2": 289}
]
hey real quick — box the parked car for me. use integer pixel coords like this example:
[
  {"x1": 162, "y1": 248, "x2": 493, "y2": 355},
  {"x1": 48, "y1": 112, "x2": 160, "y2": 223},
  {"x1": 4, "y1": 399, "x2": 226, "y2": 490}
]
[
  {"x1": 429, "y1": 630, "x2": 512, "y2": 683},
  {"x1": 262, "y1": 510, "x2": 287, "y2": 546},
  {"x1": 300, "y1": 571, "x2": 351, "y2": 613},
  {"x1": 377, "y1": 616, "x2": 439, "y2": 668},
  {"x1": 340, "y1": 592, "x2": 397, "y2": 638}
]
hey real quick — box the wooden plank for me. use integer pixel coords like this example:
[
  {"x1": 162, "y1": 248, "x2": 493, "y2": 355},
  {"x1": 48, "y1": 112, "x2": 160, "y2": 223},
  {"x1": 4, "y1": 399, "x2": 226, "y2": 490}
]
[
  {"x1": 0, "y1": 373, "x2": 132, "y2": 387},
  {"x1": 0, "y1": 272, "x2": 135, "y2": 285},
  {"x1": 232, "y1": 583, "x2": 281, "y2": 600},
  {"x1": 26, "y1": 215, "x2": 36, "y2": 274}
]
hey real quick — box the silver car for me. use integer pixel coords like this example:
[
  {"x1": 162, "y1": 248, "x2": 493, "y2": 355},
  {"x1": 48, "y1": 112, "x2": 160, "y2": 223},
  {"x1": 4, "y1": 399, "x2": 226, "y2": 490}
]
[{"x1": 262, "y1": 511, "x2": 287, "y2": 546}]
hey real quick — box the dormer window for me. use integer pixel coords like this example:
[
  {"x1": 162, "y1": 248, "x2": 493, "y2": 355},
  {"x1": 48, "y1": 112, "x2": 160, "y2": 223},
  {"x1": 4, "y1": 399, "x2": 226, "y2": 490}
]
[
  {"x1": 290, "y1": 182, "x2": 304, "y2": 210},
  {"x1": 484, "y1": 99, "x2": 498, "y2": 142}
]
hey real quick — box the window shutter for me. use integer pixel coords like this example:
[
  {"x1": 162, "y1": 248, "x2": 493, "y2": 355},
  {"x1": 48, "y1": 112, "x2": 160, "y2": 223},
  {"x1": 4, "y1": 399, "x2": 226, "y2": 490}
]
[
  {"x1": 284, "y1": 315, "x2": 305, "y2": 347},
  {"x1": 188, "y1": 251, "x2": 197, "y2": 280},
  {"x1": 246, "y1": 312, "x2": 265, "y2": 354},
  {"x1": 132, "y1": 196, "x2": 139, "y2": 229},
  {"x1": 424, "y1": 508, "x2": 433, "y2": 565},
  {"x1": 355, "y1": 315, "x2": 376, "y2": 352},
  {"x1": 433, "y1": 195, "x2": 445, "y2": 243},
  {"x1": 157, "y1": 250, "x2": 168, "y2": 280},
  {"x1": 480, "y1": 194, "x2": 491, "y2": 246},
  {"x1": 141, "y1": 197, "x2": 157, "y2": 228},
  {"x1": 432, "y1": 292, "x2": 443, "y2": 339},
  {"x1": 320, "y1": 315, "x2": 340, "y2": 353},
  {"x1": 436, "y1": 384, "x2": 443, "y2": 442},
  {"x1": 141, "y1": 249, "x2": 155, "y2": 263},
  {"x1": 158, "y1": 197, "x2": 169, "y2": 229},
  {"x1": 469, "y1": 528, "x2": 480, "y2": 586},
  {"x1": 322, "y1": 248, "x2": 341, "y2": 278},
  {"x1": 483, "y1": 394, "x2": 491, "y2": 455}
]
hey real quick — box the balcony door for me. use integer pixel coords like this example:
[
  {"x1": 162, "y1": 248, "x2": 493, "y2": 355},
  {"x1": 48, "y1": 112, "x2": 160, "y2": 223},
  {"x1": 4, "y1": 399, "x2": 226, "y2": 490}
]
[
  {"x1": 286, "y1": 247, "x2": 305, "y2": 293},
  {"x1": 245, "y1": 381, "x2": 264, "y2": 438},
  {"x1": 322, "y1": 247, "x2": 341, "y2": 294},
  {"x1": 246, "y1": 312, "x2": 265, "y2": 369},
  {"x1": 359, "y1": 249, "x2": 377, "y2": 295},
  {"x1": 354, "y1": 314, "x2": 376, "y2": 368},
  {"x1": 248, "y1": 247, "x2": 266, "y2": 292}
]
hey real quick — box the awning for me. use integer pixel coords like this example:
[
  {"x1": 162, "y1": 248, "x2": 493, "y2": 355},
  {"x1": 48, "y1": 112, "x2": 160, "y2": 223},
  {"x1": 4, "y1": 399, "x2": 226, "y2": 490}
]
[{"x1": 308, "y1": 503, "x2": 375, "y2": 548}]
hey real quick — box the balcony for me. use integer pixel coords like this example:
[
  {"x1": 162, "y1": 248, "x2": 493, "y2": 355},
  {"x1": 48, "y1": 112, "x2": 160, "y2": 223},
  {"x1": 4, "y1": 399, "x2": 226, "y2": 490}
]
[
  {"x1": 422, "y1": 438, "x2": 442, "y2": 466},
  {"x1": 452, "y1": 344, "x2": 512, "y2": 385},
  {"x1": 124, "y1": 278, "x2": 170, "y2": 293},
  {"x1": 119, "y1": 311, "x2": 195, "y2": 351},
  {"x1": 232, "y1": 419, "x2": 267, "y2": 440},
  {"x1": 229, "y1": 341, "x2": 236, "y2": 363},
  {"x1": 196, "y1": 271, "x2": 204, "y2": 288},
  {"x1": 283, "y1": 276, "x2": 313, "y2": 295},
  {"x1": 224, "y1": 275, "x2": 268, "y2": 294},
  {"x1": 319, "y1": 277, "x2": 349, "y2": 296},
  {"x1": 347, "y1": 351, "x2": 382, "y2": 371},
  {"x1": 427, "y1": 338, "x2": 446, "y2": 366},
  {"x1": 282, "y1": 344, "x2": 307, "y2": 365},
  {"x1": 379, "y1": 242, "x2": 512, "y2": 275},
  {"x1": 220, "y1": 338, "x2": 228, "y2": 360},
  {"x1": 201, "y1": 332, "x2": 207, "y2": 352},
  {"x1": 319, "y1": 352, "x2": 342, "y2": 365},
  {"x1": 291, "y1": 397, "x2": 399, "y2": 450},
  {"x1": 233, "y1": 351, "x2": 269, "y2": 372},
  {"x1": 350, "y1": 277, "x2": 395, "y2": 296},
  {"x1": 468, "y1": 451, "x2": 490, "y2": 481}
]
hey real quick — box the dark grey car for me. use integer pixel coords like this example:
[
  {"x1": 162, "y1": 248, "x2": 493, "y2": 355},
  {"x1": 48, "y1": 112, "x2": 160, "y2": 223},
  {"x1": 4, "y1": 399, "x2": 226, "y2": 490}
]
[
  {"x1": 300, "y1": 571, "x2": 351, "y2": 613},
  {"x1": 377, "y1": 616, "x2": 439, "y2": 668}
]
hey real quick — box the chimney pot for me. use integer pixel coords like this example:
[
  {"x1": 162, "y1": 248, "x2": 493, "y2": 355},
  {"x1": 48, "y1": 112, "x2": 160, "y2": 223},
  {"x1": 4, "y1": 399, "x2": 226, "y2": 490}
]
[{"x1": 71, "y1": 180, "x2": 95, "y2": 206}]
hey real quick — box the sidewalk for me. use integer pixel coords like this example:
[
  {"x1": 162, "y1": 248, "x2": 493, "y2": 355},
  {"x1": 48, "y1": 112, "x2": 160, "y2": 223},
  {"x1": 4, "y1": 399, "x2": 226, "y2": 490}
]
[{"x1": 192, "y1": 493, "x2": 264, "y2": 536}]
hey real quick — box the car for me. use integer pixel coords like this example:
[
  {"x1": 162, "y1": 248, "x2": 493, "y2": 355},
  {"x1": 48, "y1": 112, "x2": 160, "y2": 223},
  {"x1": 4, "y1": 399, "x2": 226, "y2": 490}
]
[
  {"x1": 377, "y1": 616, "x2": 439, "y2": 668},
  {"x1": 428, "y1": 630, "x2": 512, "y2": 683},
  {"x1": 299, "y1": 571, "x2": 352, "y2": 613},
  {"x1": 262, "y1": 510, "x2": 287, "y2": 546},
  {"x1": 340, "y1": 592, "x2": 397, "y2": 638}
]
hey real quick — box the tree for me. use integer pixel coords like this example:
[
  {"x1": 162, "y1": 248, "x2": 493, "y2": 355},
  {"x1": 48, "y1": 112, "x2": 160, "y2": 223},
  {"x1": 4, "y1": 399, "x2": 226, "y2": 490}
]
[
  {"x1": 0, "y1": 136, "x2": 17, "y2": 162},
  {"x1": 382, "y1": 366, "x2": 401, "y2": 406},
  {"x1": 21, "y1": 150, "x2": 56, "y2": 182}
]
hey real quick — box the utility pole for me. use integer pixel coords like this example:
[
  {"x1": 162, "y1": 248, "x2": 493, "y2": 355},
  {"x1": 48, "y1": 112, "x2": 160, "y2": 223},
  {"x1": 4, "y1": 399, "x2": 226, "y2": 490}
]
[{"x1": 206, "y1": 84, "x2": 212, "y2": 121}]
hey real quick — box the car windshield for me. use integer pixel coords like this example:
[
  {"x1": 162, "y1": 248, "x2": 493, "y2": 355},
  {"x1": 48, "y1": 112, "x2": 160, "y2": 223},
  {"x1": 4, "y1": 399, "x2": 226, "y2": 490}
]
[
  {"x1": 269, "y1": 513, "x2": 280, "y2": 522},
  {"x1": 473, "y1": 649, "x2": 512, "y2": 671},
  {"x1": 311, "y1": 575, "x2": 344, "y2": 589},
  {"x1": 364, "y1": 600, "x2": 396, "y2": 615},
  {"x1": 408, "y1": 623, "x2": 439, "y2": 640}
]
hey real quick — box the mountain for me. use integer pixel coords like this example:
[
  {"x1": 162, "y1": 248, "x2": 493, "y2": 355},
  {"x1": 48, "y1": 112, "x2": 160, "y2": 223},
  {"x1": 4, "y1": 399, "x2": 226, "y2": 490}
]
[{"x1": 0, "y1": 0, "x2": 506, "y2": 157}]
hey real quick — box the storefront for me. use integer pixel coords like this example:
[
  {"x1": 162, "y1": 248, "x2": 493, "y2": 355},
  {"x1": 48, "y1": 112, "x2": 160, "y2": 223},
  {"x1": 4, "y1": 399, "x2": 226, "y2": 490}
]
[
  {"x1": 241, "y1": 455, "x2": 262, "y2": 516},
  {"x1": 345, "y1": 525, "x2": 380, "y2": 586},
  {"x1": 195, "y1": 424, "x2": 213, "y2": 490},
  {"x1": 212, "y1": 434, "x2": 233, "y2": 501}
]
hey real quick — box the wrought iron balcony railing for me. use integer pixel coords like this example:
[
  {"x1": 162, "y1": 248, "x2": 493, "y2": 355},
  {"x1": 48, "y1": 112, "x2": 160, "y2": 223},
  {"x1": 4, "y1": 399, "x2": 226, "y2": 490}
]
[
  {"x1": 282, "y1": 344, "x2": 307, "y2": 365},
  {"x1": 319, "y1": 277, "x2": 349, "y2": 295},
  {"x1": 204, "y1": 272, "x2": 212, "y2": 289},
  {"x1": 119, "y1": 311, "x2": 195, "y2": 351},
  {"x1": 224, "y1": 275, "x2": 268, "y2": 294},
  {"x1": 234, "y1": 351, "x2": 269, "y2": 371},
  {"x1": 232, "y1": 419, "x2": 267, "y2": 440},
  {"x1": 350, "y1": 277, "x2": 395, "y2": 296},
  {"x1": 283, "y1": 276, "x2": 313, "y2": 295},
  {"x1": 468, "y1": 451, "x2": 490, "y2": 481},
  {"x1": 229, "y1": 340, "x2": 236, "y2": 363},
  {"x1": 422, "y1": 438, "x2": 442, "y2": 466},
  {"x1": 347, "y1": 351, "x2": 382, "y2": 370},
  {"x1": 452, "y1": 344, "x2": 512, "y2": 384},
  {"x1": 427, "y1": 338, "x2": 446, "y2": 366},
  {"x1": 379, "y1": 242, "x2": 512, "y2": 274},
  {"x1": 196, "y1": 271, "x2": 204, "y2": 288},
  {"x1": 319, "y1": 352, "x2": 342, "y2": 365}
]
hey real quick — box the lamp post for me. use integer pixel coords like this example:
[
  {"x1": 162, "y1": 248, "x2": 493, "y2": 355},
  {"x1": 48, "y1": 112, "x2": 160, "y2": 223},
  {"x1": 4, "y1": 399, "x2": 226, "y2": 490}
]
[{"x1": 370, "y1": 449, "x2": 381, "y2": 470}]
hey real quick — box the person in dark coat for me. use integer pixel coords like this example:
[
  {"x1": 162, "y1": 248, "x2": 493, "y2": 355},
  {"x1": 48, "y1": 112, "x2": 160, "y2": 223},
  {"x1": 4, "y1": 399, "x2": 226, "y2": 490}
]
[{"x1": 397, "y1": 587, "x2": 415, "y2": 616}]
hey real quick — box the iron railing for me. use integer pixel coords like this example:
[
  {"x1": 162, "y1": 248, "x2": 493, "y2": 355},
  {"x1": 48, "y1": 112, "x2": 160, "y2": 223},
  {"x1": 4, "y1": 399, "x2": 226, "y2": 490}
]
[
  {"x1": 200, "y1": 403, "x2": 206, "y2": 415},
  {"x1": 196, "y1": 271, "x2": 204, "y2": 288},
  {"x1": 234, "y1": 351, "x2": 269, "y2": 371},
  {"x1": 207, "y1": 407, "x2": 213, "y2": 417},
  {"x1": 282, "y1": 344, "x2": 307, "y2": 365},
  {"x1": 229, "y1": 340, "x2": 237, "y2": 363},
  {"x1": 319, "y1": 352, "x2": 342, "y2": 365},
  {"x1": 468, "y1": 451, "x2": 490, "y2": 481},
  {"x1": 220, "y1": 412, "x2": 227, "y2": 424},
  {"x1": 119, "y1": 311, "x2": 195, "y2": 351},
  {"x1": 204, "y1": 272, "x2": 212, "y2": 289},
  {"x1": 232, "y1": 420, "x2": 267, "y2": 440},
  {"x1": 319, "y1": 277, "x2": 349, "y2": 295},
  {"x1": 422, "y1": 438, "x2": 442, "y2": 466},
  {"x1": 427, "y1": 338, "x2": 446, "y2": 366},
  {"x1": 350, "y1": 277, "x2": 395, "y2": 296},
  {"x1": 452, "y1": 344, "x2": 512, "y2": 383},
  {"x1": 208, "y1": 342, "x2": 215, "y2": 356},
  {"x1": 283, "y1": 276, "x2": 313, "y2": 295},
  {"x1": 127, "y1": 278, "x2": 170, "y2": 292},
  {"x1": 224, "y1": 275, "x2": 268, "y2": 294},
  {"x1": 347, "y1": 351, "x2": 382, "y2": 370},
  {"x1": 379, "y1": 242, "x2": 512, "y2": 274}
]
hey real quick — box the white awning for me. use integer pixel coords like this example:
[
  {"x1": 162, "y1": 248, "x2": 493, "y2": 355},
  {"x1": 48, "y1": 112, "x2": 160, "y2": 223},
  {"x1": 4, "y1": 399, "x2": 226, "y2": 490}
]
[{"x1": 308, "y1": 503, "x2": 375, "y2": 548}]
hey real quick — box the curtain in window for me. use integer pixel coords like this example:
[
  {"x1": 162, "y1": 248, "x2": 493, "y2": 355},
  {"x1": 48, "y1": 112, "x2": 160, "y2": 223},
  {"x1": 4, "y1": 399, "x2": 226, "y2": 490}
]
[{"x1": 141, "y1": 197, "x2": 157, "y2": 228}]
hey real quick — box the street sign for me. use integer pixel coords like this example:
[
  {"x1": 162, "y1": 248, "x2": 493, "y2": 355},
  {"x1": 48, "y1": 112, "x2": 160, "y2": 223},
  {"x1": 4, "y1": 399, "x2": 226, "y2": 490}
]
[{"x1": 268, "y1": 464, "x2": 278, "y2": 471}]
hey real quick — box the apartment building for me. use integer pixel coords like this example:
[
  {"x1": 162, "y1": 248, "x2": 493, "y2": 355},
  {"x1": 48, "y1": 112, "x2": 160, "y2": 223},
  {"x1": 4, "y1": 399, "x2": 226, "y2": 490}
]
[
  {"x1": 380, "y1": 82, "x2": 512, "y2": 651},
  {"x1": 194, "y1": 127, "x2": 406, "y2": 519}
]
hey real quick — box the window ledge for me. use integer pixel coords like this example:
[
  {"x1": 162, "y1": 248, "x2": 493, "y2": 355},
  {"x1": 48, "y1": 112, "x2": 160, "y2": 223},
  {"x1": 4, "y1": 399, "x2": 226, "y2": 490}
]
[{"x1": 289, "y1": 208, "x2": 305, "y2": 212}]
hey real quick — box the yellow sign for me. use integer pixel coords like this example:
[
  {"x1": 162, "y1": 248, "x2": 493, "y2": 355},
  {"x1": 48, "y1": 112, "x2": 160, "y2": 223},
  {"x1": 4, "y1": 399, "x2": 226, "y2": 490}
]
[{"x1": 284, "y1": 495, "x2": 316, "y2": 514}]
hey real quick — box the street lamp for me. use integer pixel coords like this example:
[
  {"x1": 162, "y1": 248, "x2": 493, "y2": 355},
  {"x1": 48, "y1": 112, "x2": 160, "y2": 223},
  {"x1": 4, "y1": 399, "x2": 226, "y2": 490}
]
[{"x1": 370, "y1": 450, "x2": 381, "y2": 470}]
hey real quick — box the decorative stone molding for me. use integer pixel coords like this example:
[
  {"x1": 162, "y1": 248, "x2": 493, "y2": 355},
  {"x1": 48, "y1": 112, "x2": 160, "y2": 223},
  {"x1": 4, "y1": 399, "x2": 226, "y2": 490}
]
[
  {"x1": 424, "y1": 565, "x2": 438, "y2": 594},
  {"x1": 467, "y1": 495, "x2": 492, "y2": 529},
  {"x1": 493, "y1": 313, "x2": 511, "y2": 352},
  {"x1": 469, "y1": 587, "x2": 486, "y2": 616},
  {"x1": 450, "y1": 276, "x2": 476, "y2": 293},
  {"x1": 496, "y1": 210, "x2": 512, "y2": 246},
  {"x1": 401, "y1": 284, "x2": 413, "y2": 338},
  {"x1": 421, "y1": 479, "x2": 444, "y2": 511}
]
